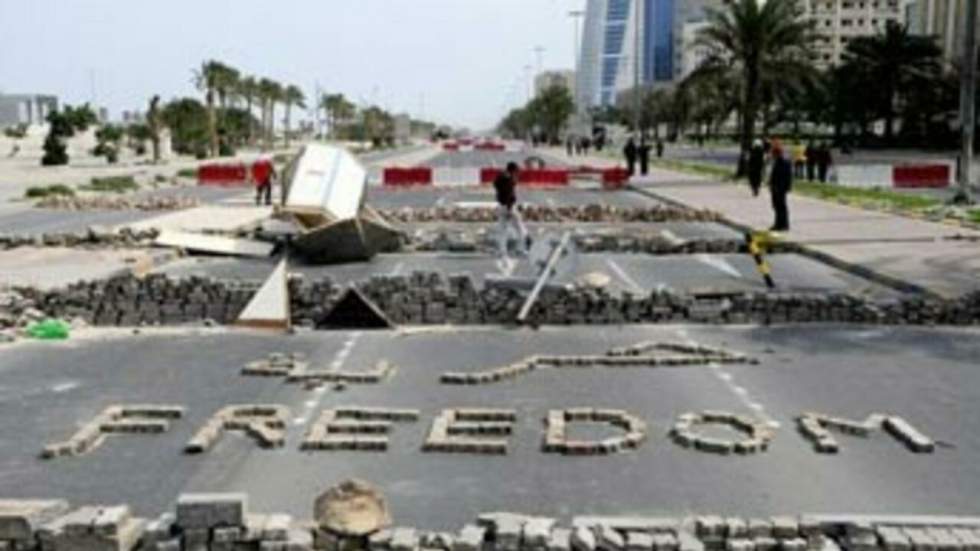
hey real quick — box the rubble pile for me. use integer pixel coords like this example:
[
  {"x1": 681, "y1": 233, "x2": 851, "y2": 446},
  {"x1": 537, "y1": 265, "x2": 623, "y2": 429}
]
[
  {"x1": 12, "y1": 273, "x2": 980, "y2": 329},
  {"x1": 0, "y1": 227, "x2": 160, "y2": 250},
  {"x1": 4, "y1": 494, "x2": 980, "y2": 551},
  {"x1": 34, "y1": 194, "x2": 199, "y2": 211},
  {"x1": 381, "y1": 204, "x2": 721, "y2": 224},
  {"x1": 0, "y1": 289, "x2": 46, "y2": 333},
  {"x1": 410, "y1": 229, "x2": 800, "y2": 256}
]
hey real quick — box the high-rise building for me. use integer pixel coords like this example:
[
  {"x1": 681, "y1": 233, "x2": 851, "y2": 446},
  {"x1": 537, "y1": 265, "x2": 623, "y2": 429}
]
[
  {"x1": 576, "y1": 0, "x2": 720, "y2": 110},
  {"x1": 907, "y1": 0, "x2": 980, "y2": 62},
  {"x1": 798, "y1": 0, "x2": 909, "y2": 66},
  {"x1": 0, "y1": 94, "x2": 58, "y2": 127}
]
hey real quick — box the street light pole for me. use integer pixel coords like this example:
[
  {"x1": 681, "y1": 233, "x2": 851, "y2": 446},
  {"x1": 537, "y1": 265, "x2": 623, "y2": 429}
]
[
  {"x1": 956, "y1": 0, "x2": 978, "y2": 203},
  {"x1": 633, "y1": 0, "x2": 642, "y2": 136}
]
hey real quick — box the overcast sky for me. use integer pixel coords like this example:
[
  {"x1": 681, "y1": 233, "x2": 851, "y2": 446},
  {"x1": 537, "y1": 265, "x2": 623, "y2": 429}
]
[{"x1": 0, "y1": 0, "x2": 582, "y2": 130}]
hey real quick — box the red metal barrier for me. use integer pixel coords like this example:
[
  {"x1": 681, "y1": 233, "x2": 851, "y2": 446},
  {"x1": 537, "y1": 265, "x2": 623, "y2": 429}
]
[
  {"x1": 893, "y1": 164, "x2": 950, "y2": 188},
  {"x1": 601, "y1": 167, "x2": 631, "y2": 189},
  {"x1": 475, "y1": 142, "x2": 505, "y2": 151},
  {"x1": 198, "y1": 163, "x2": 250, "y2": 186},
  {"x1": 382, "y1": 167, "x2": 433, "y2": 187},
  {"x1": 480, "y1": 168, "x2": 569, "y2": 187},
  {"x1": 443, "y1": 143, "x2": 459, "y2": 151}
]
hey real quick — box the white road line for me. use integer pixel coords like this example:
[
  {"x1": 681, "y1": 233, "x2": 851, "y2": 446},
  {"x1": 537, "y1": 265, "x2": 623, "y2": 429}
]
[
  {"x1": 389, "y1": 262, "x2": 405, "y2": 277},
  {"x1": 295, "y1": 331, "x2": 363, "y2": 428},
  {"x1": 496, "y1": 257, "x2": 518, "y2": 277},
  {"x1": 675, "y1": 329, "x2": 779, "y2": 429},
  {"x1": 606, "y1": 259, "x2": 644, "y2": 294},
  {"x1": 696, "y1": 254, "x2": 743, "y2": 279}
]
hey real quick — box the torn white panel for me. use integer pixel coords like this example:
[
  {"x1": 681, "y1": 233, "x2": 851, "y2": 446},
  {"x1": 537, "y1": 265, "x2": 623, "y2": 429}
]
[
  {"x1": 285, "y1": 143, "x2": 366, "y2": 220},
  {"x1": 154, "y1": 230, "x2": 275, "y2": 258},
  {"x1": 237, "y1": 258, "x2": 290, "y2": 330}
]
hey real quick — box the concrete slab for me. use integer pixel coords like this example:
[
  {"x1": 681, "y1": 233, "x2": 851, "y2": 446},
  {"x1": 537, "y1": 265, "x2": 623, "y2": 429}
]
[
  {"x1": 154, "y1": 230, "x2": 275, "y2": 258},
  {"x1": 237, "y1": 259, "x2": 290, "y2": 330},
  {"x1": 122, "y1": 206, "x2": 273, "y2": 233},
  {"x1": 0, "y1": 247, "x2": 167, "y2": 289}
]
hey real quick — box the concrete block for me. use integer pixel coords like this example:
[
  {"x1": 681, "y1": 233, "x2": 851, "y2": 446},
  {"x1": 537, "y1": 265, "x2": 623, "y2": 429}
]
[
  {"x1": 176, "y1": 493, "x2": 247, "y2": 530},
  {"x1": 0, "y1": 499, "x2": 69, "y2": 541}
]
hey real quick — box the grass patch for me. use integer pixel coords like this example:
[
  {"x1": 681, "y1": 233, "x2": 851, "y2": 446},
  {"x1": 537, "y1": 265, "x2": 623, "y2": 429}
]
[
  {"x1": 80, "y1": 175, "x2": 140, "y2": 193},
  {"x1": 650, "y1": 158, "x2": 735, "y2": 179},
  {"x1": 176, "y1": 168, "x2": 197, "y2": 179},
  {"x1": 793, "y1": 181, "x2": 941, "y2": 211},
  {"x1": 967, "y1": 209, "x2": 980, "y2": 225},
  {"x1": 25, "y1": 184, "x2": 75, "y2": 199}
]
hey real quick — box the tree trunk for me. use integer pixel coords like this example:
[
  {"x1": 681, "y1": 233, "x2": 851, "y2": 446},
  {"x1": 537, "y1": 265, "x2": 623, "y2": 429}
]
[
  {"x1": 267, "y1": 103, "x2": 276, "y2": 150},
  {"x1": 206, "y1": 89, "x2": 218, "y2": 158},
  {"x1": 285, "y1": 103, "x2": 292, "y2": 148},
  {"x1": 738, "y1": 63, "x2": 760, "y2": 178},
  {"x1": 246, "y1": 97, "x2": 254, "y2": 145}
]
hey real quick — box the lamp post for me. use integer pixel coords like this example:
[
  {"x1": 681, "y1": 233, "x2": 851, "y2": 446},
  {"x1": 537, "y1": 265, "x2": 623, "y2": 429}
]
[
  {"x1": 633, "y1": 0, "x2": 642, "y2": 136},
  {"x1": 955, "y1": 0, "x2": 978, "y2": 204}
]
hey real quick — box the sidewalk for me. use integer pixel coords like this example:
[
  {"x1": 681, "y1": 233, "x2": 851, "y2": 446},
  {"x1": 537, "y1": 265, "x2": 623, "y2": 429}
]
[
  {"x1": 540, "y1": 147, "x2": 980, "y2": 298},
  {"x1": 636, "y1": 174, "x2": 980, "y2": 299}
]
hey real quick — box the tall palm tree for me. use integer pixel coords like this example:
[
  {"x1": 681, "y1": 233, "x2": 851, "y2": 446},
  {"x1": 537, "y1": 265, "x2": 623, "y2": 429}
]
[
  {"x1": 696, "y1": 0, "x2": 816, "y2": 164},
  {"x1": 238, "y1": 76, "x2": 259, "y2": 145},
  {"x1": 841, "y1": 21, "x2": 944, "y2": 141},
  {"x1": 321, "y1": 93, "x2": 355, "y2": 139},
  {"x1": 193, "y1": 60, "x2": 225, "y2": 157},
  {"x1": 258, "y1": 78, "x2": 282, "y2": 150},
  {"x1": 282, "y1": 85, "x2": 306, "y2": 148}
]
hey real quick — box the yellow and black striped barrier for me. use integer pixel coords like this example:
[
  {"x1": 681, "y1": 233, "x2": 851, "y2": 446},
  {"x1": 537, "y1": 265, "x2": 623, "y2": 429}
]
[{"x1": 745, "y1": 231, "x2": 776, "y2": 289}]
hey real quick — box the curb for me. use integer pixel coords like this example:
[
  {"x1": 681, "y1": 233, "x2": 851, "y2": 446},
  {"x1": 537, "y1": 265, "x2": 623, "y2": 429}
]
[{"x1": 628, "y1": 184, "x2": 944, "y2": 300}]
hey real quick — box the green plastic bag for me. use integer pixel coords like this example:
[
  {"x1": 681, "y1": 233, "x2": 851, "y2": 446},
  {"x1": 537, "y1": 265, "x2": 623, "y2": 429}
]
[{"x1": 26, "y1": 319, "x2": 70, "y2": 340}]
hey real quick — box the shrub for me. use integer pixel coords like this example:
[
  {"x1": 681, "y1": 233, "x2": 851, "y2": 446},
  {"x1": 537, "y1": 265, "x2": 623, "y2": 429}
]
[
  {"x1": 25, "y1": 184, "x2": 75, "y2": 199},
  {"x1": 3, "y1": 124, "x2": 27, "y2": 139},
  {"x1": 81, "y1": 175, "x2": 139, "y2": 193}
]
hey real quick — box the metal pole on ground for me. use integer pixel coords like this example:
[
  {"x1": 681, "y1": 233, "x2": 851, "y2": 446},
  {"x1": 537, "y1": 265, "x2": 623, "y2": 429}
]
[
  {"x1": 955, "y1": 0, "x2": 978, "y2": 204},
  {"x1": 517, "y1": 232, "x2": 572, "y2": 324}
]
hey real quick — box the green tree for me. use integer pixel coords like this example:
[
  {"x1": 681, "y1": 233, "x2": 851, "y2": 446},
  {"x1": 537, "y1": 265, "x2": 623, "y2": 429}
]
[
  {"x1": 321, "y1": 93, "x2": 357, "y2": 139},
  {"x1": 527, "y1": 85, "x2": 575, "y2": 144},
  {"x1": 841, "y1": 21, "x2": 944, "y2": 142},
  {"x1": 161, "y1": 97, "x2": 209, "y2": 157},
  {"x1": 498, "y1": 107, "x2": 533, "y2": 139},
  {"x1": 147, "y1": 95, "x2": 162, "y2": 162},
  {"x1": 257, "y1": 78, "x2": 282, "y2": 150},
  {"x1": 282, "y1": 84, "x2": 306, "y2": 147},
  {"x1": 696, "y1": 0, "x2": 816, "y2": 163},
  {"x1": 237, "y1": 76, "x2": 259, "y2": 144},
  {"x1": 94, "y1": 124, "x2": 123, "y2": 163},
  {"x1": 41, "y1": 111, "x2": 72, "y2": 166}
]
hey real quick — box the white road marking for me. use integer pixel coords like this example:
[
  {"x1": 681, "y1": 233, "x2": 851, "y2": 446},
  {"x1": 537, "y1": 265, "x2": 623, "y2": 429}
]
[
  {"x1": 496, "y1": 257, "x2": 518, "y2": 277},
  {"x1": 675, "y1": 329, "x2": 778, "y2": 429},
  {"x1": 660, "y1": 229, "x2": 680, "y2": 242},
  {"x1": 296, "y1": 332, "x2": 363, "y2": 429},
  {"x1": 696, "y1": 254, "x2": 743, "y2": 279},
  {"x1": 389, "y1": 262, "x2": 405, "y2": 277},
  {"x1": 51, "y1": 382, "x2": 79, "y2": 393},
  {"x1": 606, "y1": 259, "x2": 644, "y2": 294}
]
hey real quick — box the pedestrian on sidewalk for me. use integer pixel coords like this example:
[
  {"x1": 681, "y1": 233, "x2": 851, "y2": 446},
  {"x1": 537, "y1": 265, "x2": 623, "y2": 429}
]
[
  {"x1": 581, "y1": 136, "x2": 592, "y2": 155},
  {"x1": 493, "y1": 162, "x2": 529, "y2": 258},
  {"x1": 747, "y1": 139, "x2": 765, "y2": 197},
  {"x1": 566, "y1": 136, "x2": 576, "y2": 157},
  {"x1": 656, "y1": 139, "x2": 664, "y2": 158},
  {"x1": 639, "y1": 138, "x2": 652, "y2": 176},
  {"x1": 792, "y1": 142, "x2": 807, "y2": 179},
  {"x1": 805, "y1": 142, "x2": 817, "y2": 181},
  {"x1": 768, "y1": 142, "x2": 793, "y2": 232},
  {"x1": 623, "y1": 137, "x2": 638, "y2": 176},
  {"x1": 817, "y1": 142, "x2": 833, "y2": 183}
]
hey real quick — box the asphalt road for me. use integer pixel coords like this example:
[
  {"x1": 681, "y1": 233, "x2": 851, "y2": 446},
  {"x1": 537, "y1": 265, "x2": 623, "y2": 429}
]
[{"x1": 1, "y1": 325, "x2": 977, "y2": 525}]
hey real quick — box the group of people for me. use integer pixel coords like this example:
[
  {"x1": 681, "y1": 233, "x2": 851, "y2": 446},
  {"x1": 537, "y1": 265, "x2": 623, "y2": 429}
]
[
  {"x1": 623, "y1": 136, "x2": 664, "y2": 177},
  {"x1": 790, "y1": 142, "x2": 834, "y2": 182},
  {"x1": 566, "y1": 135, "x2": 606, "y2": 157}
]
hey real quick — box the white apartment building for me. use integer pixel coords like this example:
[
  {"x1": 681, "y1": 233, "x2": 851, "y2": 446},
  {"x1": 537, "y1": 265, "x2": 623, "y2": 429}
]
[{"x1": 799, "y1": 0, "x2": 909, "y2": 66}]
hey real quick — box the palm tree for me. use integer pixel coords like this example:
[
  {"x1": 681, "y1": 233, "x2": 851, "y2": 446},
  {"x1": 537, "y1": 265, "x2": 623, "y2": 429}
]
[
  {"x1": 258, "y1": 78, "x2": 282, "y2": 150},
  {"x1": 193, "y1": 60, "x2": 225, "y2": 157},
  {"x1": 238, "y1": 76, "x2": 259, "y2": 145},
  {"x1": 841, "y1": 21, "x2": 944, "y2": 142},
  {"x1": 282, "y1": 85, "x2": 306, "y2": 147},
  {"x1": 321, "y1": 93, "x2": 355, "y2": 139},
  {"x1": 696, "y1": 0, "x2": 816, "y2": 164}
]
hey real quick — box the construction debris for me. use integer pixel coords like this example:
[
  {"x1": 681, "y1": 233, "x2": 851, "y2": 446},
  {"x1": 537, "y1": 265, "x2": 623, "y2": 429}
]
[
  {"x1": 236, "y1": 258, "x2": 290, "y2": 330},
  {"x1": 314, "y1": 479, "x2": 392, "y2": 536},
  {"x1": 153, "y1": 230, "x2": 275, "y2": 258},
  {"x1": 35, "y1": 194, "x2": 199, "y2": 211}
]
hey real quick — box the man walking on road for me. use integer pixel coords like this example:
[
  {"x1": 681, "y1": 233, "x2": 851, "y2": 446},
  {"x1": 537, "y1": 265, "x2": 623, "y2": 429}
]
[
  {"x1": 768, "y1": 142, "x2": 793, "y2": 232},
  {"x1": 493, "y1": 162, "x2": 529, "y2": 258},
  {"x1": 747, "y1": 139, "x2": 765, "y2": 197},
  {"x1": 623, "y1": 137, "x2": 638, "y2": 176}
]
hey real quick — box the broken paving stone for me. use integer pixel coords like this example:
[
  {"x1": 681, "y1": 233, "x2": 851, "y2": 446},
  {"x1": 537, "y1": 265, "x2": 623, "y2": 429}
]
[
  {"x1": 315, "y1": 479, "x2": 391, "y2": 537},
  {"x1": 0, "y1": 499, "x2": 69, "y2": 541},
  {"x1": 454, "y1": 524, "x2": 486, "y2": 551},
  {"x1": 391, "y1": 527, "x2": 420, "y2": 551},
  {"x1": 175, "y1": 493, "x2": 247, "y2": 530},
  {"x1": 596, "y1": 525, "x2": 626, "y2": 551},
  {"x1": 571, "y1": 526, "x2": 598, "y2": 551}
]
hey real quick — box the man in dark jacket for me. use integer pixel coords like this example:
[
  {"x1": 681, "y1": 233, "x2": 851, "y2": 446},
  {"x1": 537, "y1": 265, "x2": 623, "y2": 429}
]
[
  {"x1": 805, "y1": 142, "x2": 817, "y2": 181},
  {"x1": 817, "y1": 142, "x2": 833, "y2": 183},
  {"x1": 638, "y1": 139, "x2": 652, "y2": 176},
  {"x1": 768, "y1": 142, "x2": 793, "y2": 232},
  {"x1": 493, "y1": 162, "x2": 529, "y2": 257},
  {"x1": 747, "y1": 139, "x2": 765, "y2": 197},
  {"x1": 623, "y1": 137, "x2": 638, "y2": 175}
]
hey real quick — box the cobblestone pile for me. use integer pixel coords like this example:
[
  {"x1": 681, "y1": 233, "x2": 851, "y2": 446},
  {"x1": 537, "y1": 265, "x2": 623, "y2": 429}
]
[
  {"x1": 0, "y1": 227, "x2": 159, "y2": 250},
  {"x1": 381, "y1": 204, "x2": 722, "y2": 224},
  {"x1": 7, "y1": 272, "x2": 980, "y2": 330},
  {"x1": 34, "y1": 194, "x2": 199, "y2": 211},
  {"x1": 4, "y1": 494, "x2": 980, "y2": 551}
]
